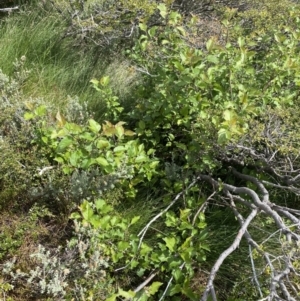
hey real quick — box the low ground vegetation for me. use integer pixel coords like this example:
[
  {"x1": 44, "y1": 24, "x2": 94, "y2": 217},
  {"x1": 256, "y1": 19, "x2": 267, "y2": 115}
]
[{"x1": 1, "y1": 1, "x2": 300, "y2": 300}]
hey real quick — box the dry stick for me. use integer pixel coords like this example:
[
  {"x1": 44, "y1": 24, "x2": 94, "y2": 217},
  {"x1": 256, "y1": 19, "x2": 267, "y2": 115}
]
[
  {"x1": 230, "y1": 190, "x2": 299, "y2": 300},
  {"x1": 0, "y1": 6, "x2": 19, "y2": 12},
  {"x1": 244, "y1": 220, "x2": 296, "y2": 301},
  {"x1": 200, "y1": 174, "x2": 297, "y2": 241},
  {"x1": 157, "y1": 263, "x2": 186, "y2": 301},
  {"x1": 133, "y1": 271, "x2": 158, "y2": 293},
  {"x1": 192, "y1": 192, "x2": 215, "y2": 225},
  {"x1": 286, "y1": 274, "x2": 299, "y2": 297},
  {"x1": 279, "y1": 279, "x2": 296, "y2": 301},
  {"x1": 138, "y1": 176, "x2": 201, "y2": 249},
  {"x1": 234, "y1": 220, "x2": 290, "y2": 301},
  {"x1": 200, "y1": 208, "x2": 258, "y2": 301},
  {"x1": 200, "y1": 173, "x2": 300, "y2": 299},
  {"x1": 229, "y1": 194, "x2": 264, "y2": 298}
]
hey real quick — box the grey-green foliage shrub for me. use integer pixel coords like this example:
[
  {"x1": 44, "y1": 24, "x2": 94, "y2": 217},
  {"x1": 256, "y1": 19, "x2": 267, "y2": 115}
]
[
  {"x1": 64, "y1": 96, "x2": 90, "y2": 125},
  {"x1": 2, "y1": 220, "x2": 114, "y2": 300},
  {"x1": 0, "y1": 60, "x2": 45, "y2": 207},
  {"x1": 31, "y1": 167, "x2": 122, "y2": 209}
]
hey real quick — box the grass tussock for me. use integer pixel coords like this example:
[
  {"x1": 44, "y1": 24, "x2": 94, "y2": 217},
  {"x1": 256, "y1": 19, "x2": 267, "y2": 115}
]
[{"x1": 0, "y1": 3, "x2": 137, "y2": 111}]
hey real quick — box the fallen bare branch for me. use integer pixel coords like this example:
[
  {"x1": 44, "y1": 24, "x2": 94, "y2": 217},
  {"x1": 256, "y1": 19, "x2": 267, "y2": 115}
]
[
  {"x1": 201, "y1": 207, "x2": 258, "y2": 301},
  {"x1": 0, "y1": 6, "x2": 19, "y2": 12}
]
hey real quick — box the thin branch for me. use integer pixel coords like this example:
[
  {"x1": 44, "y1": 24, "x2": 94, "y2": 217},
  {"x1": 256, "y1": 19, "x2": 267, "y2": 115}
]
[
  {"x1": 158, "y1": 262, "x2": 185, "y2": 301},
  {"x1": 38, "y1": 166, "x2": 55, "y2": 176},
  {"x1": 138, "y1": 177, "x2": 200, "y2": 249},
  {"x1": 0, "y1": 6, "x2": 19, "y2": 12},
  {"x1": 192, "y1": 192, "x2": 215, "y2": 225},
  {"x1": 229, "y1": 194, "x2": 264, "y2": 297},
  {"x1": 249, "y1": 244, "x2": 263, "y2": 298},
  {"x1": 201, "y1": 208, "x2": 258, "y2": 301},
  {"x1": 133, "y1": 271, "x2": 158, "y2": 293},
  {"x1": 199, "y1": 174, "x2": 298, "y2": 241}
]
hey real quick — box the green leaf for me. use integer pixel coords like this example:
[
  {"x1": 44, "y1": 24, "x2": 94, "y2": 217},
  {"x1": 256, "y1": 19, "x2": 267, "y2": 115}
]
[
  {"x1": 139, "y1": 120, "x2": 146, "y2": 130},
  {"x1": 90, "y1": 79, "x2": 99, "y2": 86},
  {"x1": 105, "y1": 294, "x2": 118, "y2": 301},
  {"x1": 95, "y1": 199, "x2": 106, "y2": 211},
  {"x1": 65, "y1": 122, "x2": 82, "y2": 133},
  {"x1": 117, "y1": 241, "x2": 130, "y2": 251},
  {"x1": 165, "y1": 212, "x2": 177, "y2": 227},
  {"x1": 90, "y1": 215, "x2": 102, "y2": 228},
  {"x1": 96, "y1": 157, "x2": 109, "y2": 167},
  {"x1": 157, "y1": 3, "x2": 167, "y2": 18},
  {"x1": 57, "y1": 137, "x2": 73, "y2": 152},
  {"x1": 24, "y1": 112, "x2": 34, "y2": 120},
  {"x1": 200, "y1": 243, "x2": 210, "y2": 251},
  {"x1": 218, "y1": 128, "x2": 230, "y2": 144},
  {"x1": 88, "y1": 119, "x2": 101, "y2": 133},
  {"x1": 135, "y1": 155, "x2": 148, "y2": 163},
  {"x1": 139, "y1": 22, "x2": 147, "y2": 32},
  {"x1": 206, "y1": 39, "x2": 214, "y2": 52},
  {"x1": 140, "y1": 243, "x2": 152, "y2": 255},
  {"x1": 148, "y1": 282, "x2": 163, "y2": 295},
  {"x1": 80, "y1": 132, "x2": 94, "y2": 141},
  {"x1": 149, "y1": 161, "x2": 159, "y2": 169},
  {"x1": 180, "y1": 237, "x2": 192, "y2": 250},
  {"x1": 96, "y1": 139, "x2": 110, "y2": 149},
  {"x1": 163, "y1": 236, "x2": 176, "y2": 252},
  {"x1": 62, "y1": 166, "x2": 72, "y2": 174},
  {"x1": 54, "y1": 156, "x2": 64, "y2": 163},
  {"x1": 115, "y1": 125, "x2": 124, "y2": 138},
  {"x1": 180, "y1": 208, "x2": 191, "y2": 221},
  {"x1": 80, "y1": 200, "x2": 94, "y2": 222},
  {"x1": 34, "y1": 105, "x2": 46, "y2": 116},
  {"x1": 114, "y1": 146, "x2": 126, "y2": 153},
  {"x1": 101, "y1": 204, "x2": 113, "y2": 214},
  {"x1": 118, "y1": 288, "x2": 135, "y2": 298},
  {"x1": 56, "y1": 111, "x2": 66, "y2": 127},
  {"x1": 70, "y1": 212, "x2": 81, "y2": 219},
  {"x1": 130, "y1": 216, "x2": 140, "y2": 225},
  {"x1": 169, "y1": 284, "x2": 181, "y2": 296},
  {"x1": 223, "y1": 109, "x2": 232, "y2": 121},
  {"x1": 100, "y1": 76, "x2": 110, "y2": 87},
  {"x1": 173, "y1": 269, "x2": 183, "y2": 282},
  {"x1": 148, "y1": 26, "x2": 157, "y2": 37},
  {"x1": 124, "y1": 130, "x2": 136, "y2": 136},
  {"x1": 82, "y1": 158, "x2": 94, "y2": 169},
  {"x1": 69, "y1": 151, "x2": 81, "y2": 166},
  {"x1": 237, "y1": 37, "x2": 245, "y2": 48}
]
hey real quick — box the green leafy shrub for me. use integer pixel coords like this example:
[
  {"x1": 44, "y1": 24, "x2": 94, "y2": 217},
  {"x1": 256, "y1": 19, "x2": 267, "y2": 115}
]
[{"x1": 124, "y1": 3, "x2": 300, "y2": 174}]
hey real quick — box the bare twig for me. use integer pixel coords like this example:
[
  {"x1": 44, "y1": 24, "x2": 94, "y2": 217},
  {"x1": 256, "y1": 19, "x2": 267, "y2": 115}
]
[
  {"x1": 192, "y1": 191, "x2": 215, "y2": 225},
  {"x1": 137, "y1": 176, "x2": 200, "y2": 249},
  {"x1": 201, "y1": 207, "x2": 258, "y2": 301},
  {"x1": 0, "y1": 6, "x2": 19, "y2": 12},
  {"x1": 38, "y1": 166, "x2": 55, "y2": 176},
  {"x1": 133, "y1": 271, "x2": 158, "y2": 293}
]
